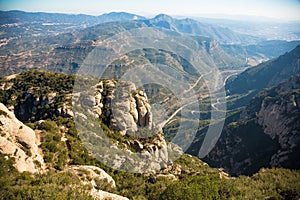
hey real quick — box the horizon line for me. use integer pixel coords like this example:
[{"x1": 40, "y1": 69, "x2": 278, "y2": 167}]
[{"x1": 1, "y1": 9, "x2": 300, "y2": 23}]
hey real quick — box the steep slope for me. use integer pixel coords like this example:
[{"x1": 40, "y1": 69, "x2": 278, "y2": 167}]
[
  {"x1": 186, "y1": 46, "x2": 300, "y2": 175},
  {"x1": 226, "y1": 45, "x2": 300, "y2": 109},
  {"x1": 0, "y1": 71, "x2": 173, "y2": 172},
  {"x1": 204, "y1": 75, "x2": 300, "y2": 176},
  {"x1": 227, "y1": 45, "x2": 300, "y2": 93},
  {"x1": 0, "y1": 104, "x2": 129, "y2": 200}
]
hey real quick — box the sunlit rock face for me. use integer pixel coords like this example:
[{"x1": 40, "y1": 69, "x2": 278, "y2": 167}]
[
  {"x1": 93, "y1": 80, "x2": 153, "y2": 135},
  {"x1": 0, "y1": 103, "x2": 45, "y2": 173}
]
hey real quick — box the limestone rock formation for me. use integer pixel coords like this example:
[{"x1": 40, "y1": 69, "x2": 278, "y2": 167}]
[
  {"x1": 93, "y1": 80, "x2": 153, "y2": 135},
  {"x1": 69, "y1": 165, "x2": 129, "y2": 200},
  {"x1": 0, "y1": 103, "x2": 45, "y2": 173},
  {"x1": 90, "y1": 189, "x2": 129, "y2": 200},
  {"x1": 69, "y1": 165, "x2": 116, "y2": 188},
  {"x1": 72, "y1": 79, "x2": 180, "y2": 172}
]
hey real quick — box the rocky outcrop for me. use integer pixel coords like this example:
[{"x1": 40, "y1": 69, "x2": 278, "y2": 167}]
[
  {"x1": 69, "y1": 165, "x2": 116, "y2": 188},
  {"x1": 69, "y1": 165, "x2": 128, "y2": 200},
  {"x1": 73, "y1": 79, "x2": 181, "y2": 173},
  {"x1": 0, "y1": 103, "x2": 45, "y2": 173},
  {"x1": 93, "y1": 80, "x2": 153, "y2": 135},
  {"x1": 257, "y1": 75, "x2": 300, "y2": 168},
  {"x1": 90, "y1": 189, "x2": 129, "y2": 200}
]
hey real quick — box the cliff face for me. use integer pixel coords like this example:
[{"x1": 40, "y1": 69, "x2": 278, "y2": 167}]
[
  {"x1": 205, "y1": 75, "x2": 300, "y2": 175},
  {"x1": 93, "y1": 80, "x2": 153, "y2": 135},
  {"x1": 0, "y1": 103, "x2": 45, "y2": 173},
  {"x1": 0, "y1": 71, "x2": 154, "y2": 137},
  {"x1": 0, "y1": 102, "x2": 130, "y2": 200},
  {"x1": 257, "y1": 76, "x2": 300, "y2": 168},
  {"x1": 75, "y1": 78, "x2": 172, "y2": 172},
  {"x1": 0, "y1": 72, "x2": 155, "y2": 199}
]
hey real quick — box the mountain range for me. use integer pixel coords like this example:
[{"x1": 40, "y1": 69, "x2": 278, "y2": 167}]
[{"x1": 1, "y1": 11, "x2": 299, "y2": 76}]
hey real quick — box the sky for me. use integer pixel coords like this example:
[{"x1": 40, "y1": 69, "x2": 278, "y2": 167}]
[{"x1": 0, "y1": 0, "x2": 300, "y2": 21}]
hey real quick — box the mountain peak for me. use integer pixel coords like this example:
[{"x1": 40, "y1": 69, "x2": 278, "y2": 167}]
[
  {"x1": 100, "y1": 11, "x2": 145, "y2": 21},
  {"x1": 153, "y1": 14, "x2": 174, "y2": 21}
]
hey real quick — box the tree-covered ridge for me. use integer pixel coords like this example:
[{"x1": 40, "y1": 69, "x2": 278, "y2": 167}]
[{"x1": 0, "y1": 70, "x2": 75, "y2": 122}]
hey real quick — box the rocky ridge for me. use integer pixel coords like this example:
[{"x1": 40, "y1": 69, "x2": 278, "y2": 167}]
[
  {"x1": 0, "y1": 71, "x2": 173, "y2": 173},
  {"x1": 0, "y1": 102, "x2": 129, "y2": 200},
  {"x1": 0, "y1": 71, "x2": 74, "y2": 122},
  {"x1": 75, "y1": 78, "x2": 175, "y2": 172}
]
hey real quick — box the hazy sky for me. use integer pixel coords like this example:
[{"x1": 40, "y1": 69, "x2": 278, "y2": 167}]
[{"x1": 0, "y1": 0, "x2": 300, "y2": 20}]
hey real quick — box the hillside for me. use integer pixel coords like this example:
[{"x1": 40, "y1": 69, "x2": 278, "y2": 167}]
[
  {"x1": 204, "y1": 75, "x2": 300, "y2": 175},
  {"x1": 183, "y1": 45, "x2": 300, "y2": 176},
  {"x1": 0, "y1": 70, "x2": 300, "y2": 199},
  {"x1": 226, "y1": 45, "x2": 300, "y2": 110},
  {"x1": 227, "y1": 45, "x2": 300, "y2": 93},
  {"x1": 191, "y1": 43, "x2": 300, "y2": 176}
]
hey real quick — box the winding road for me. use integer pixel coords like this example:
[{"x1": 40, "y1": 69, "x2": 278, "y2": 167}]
[{"x1": 157, "y1": 67, "x2": 246, "y2": 128}]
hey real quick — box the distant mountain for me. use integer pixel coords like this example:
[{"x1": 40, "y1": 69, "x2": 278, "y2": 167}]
[
  {"x1": 0, "y1": 10, "x2": 99, "y2": 25},
  {"x1": 1, "y1": 11, "x2": 299, "y2": 76},
  {"x1": 0, "y1": 18, "x2": 250, "y2": 75},
  {"x1": 0, "y1": 10, "x2": 145, "y2": 40},
  {"x1": 98, "y1": 11, "x2": 145, "y2": 22},
  {"x1": 0, "y1": 10, "x2": 257, "y2": 44},
  {"x1": 141, "y1": 14, "x2": 260, "y2": 44},
  {"x1": 0, "y1": 10, "x2": 145, "y2": 25}
]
